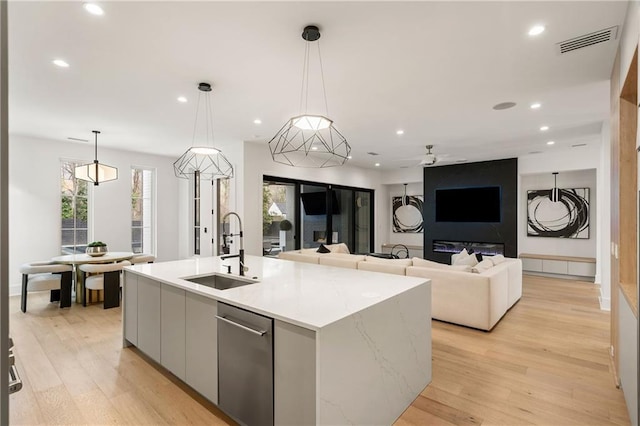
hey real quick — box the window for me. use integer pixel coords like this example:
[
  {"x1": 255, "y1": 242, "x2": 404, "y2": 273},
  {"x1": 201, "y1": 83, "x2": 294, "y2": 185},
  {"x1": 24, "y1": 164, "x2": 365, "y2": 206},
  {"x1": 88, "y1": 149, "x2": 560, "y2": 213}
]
[
  {"x1": 131, "y1": 167, "x2": 155, "y2": 254},
  {"x1": 217, "y1": 177, "x2": 230, "y2": 255},
  {"x1": 61, "y1": 160, "x2": 89, "y2": 254},
  {"x1": 193, "y1": 171, "x2": 201, "y2": 255}
]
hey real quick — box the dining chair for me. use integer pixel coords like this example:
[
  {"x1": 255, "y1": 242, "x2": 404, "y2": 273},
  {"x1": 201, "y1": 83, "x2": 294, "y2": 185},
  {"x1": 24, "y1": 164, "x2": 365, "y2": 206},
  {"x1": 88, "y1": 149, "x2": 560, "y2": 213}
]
[
  {"x1": 79, "y1": 260, "x2": 131, "y2": 308},
  {"x1": 19, "y1": 261, "x2": 73, "y2": 313},
  {"x1": 130, "y1": 254, "x2": 155, "y2": 264}
]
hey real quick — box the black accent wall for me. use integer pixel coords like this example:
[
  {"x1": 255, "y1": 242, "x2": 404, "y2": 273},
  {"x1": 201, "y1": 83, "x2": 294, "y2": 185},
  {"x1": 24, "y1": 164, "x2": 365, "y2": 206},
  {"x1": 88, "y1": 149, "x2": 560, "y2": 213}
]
[{"x1": 423, "y1": 158, "x2": 518, "y2": 262}]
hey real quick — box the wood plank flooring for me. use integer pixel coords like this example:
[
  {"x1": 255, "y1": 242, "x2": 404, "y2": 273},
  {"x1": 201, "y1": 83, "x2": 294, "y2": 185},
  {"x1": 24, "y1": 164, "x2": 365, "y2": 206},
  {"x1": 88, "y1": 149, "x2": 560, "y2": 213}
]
[{"x1": 9, "y1": 275, "x2": 630, "y2": 425}]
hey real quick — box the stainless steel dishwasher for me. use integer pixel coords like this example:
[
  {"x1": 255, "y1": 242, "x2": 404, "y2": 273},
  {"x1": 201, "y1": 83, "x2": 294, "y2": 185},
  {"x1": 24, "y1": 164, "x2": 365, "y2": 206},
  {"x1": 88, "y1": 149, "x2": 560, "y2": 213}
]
[{"x1": 217, "y1": 302, "x2": 274, "y2": 426}]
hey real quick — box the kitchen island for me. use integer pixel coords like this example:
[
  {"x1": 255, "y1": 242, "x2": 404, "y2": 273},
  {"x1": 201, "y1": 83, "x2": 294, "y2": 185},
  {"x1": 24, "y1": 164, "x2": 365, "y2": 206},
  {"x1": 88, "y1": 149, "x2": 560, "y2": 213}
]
[{"x1": 122, "y1": 255, "x2": 431, "y2": 425}]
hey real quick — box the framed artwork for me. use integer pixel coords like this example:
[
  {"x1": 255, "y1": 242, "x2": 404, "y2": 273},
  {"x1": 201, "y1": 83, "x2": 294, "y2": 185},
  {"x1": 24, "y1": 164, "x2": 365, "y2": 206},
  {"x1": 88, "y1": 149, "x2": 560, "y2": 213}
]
[
  {"x1": 392, "y1": 195, "x2": 424, "y2": 233},
  {"x1": 527, "y1": 188, "x2": 590, "y2": 239}
]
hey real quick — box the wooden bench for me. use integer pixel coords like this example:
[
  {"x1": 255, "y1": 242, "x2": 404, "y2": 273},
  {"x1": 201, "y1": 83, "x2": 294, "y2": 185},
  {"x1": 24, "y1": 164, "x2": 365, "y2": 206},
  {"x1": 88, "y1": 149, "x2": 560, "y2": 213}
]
[{"x1": 519, "y1": 253, "x2": 596, "y2": 281}]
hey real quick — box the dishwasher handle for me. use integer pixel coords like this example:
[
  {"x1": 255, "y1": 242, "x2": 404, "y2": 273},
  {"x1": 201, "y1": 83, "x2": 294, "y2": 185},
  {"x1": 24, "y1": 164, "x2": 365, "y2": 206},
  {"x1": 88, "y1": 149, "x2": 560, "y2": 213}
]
[{"x1": 216, "y1": 315, "x2": 267, "y2": 336}]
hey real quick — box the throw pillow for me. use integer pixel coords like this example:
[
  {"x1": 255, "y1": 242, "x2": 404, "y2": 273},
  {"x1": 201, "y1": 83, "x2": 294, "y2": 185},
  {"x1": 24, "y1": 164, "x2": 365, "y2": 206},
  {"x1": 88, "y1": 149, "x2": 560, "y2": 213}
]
[
  {"x1": 451, "y1": 248, "x2": 469, "y2": 265},
  {"x1": 327, "y1": 243, "x2": 350, "y2": 254},
  {"x1": 471, "y1": 259, "x2": 494, "y2": 273},
  {"x1": 316, "y1": 244, "x2": 331, "y2": 254},
  {"x1": 453, "y1": 253, "x2": 478, "y2": 267},
  {"x1": 490, "y1": 254, "x2": 506, "y2": 265},
  {"x1": 411, "y1": 257, "x2": 451, "y2": 270}
]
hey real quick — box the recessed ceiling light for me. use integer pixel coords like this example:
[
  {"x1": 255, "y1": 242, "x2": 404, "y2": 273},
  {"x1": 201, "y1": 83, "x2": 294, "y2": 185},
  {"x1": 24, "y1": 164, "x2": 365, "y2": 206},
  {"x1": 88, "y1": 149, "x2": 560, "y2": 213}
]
[
  {"x1": 374, "y1": 163, "x2": 380, "y2": 167},
  {"x1": 177, "y1": 96, "x2": 187, "y2": 103},
  {"x1": 540, "y1": 125, "x2": 549, "y2": 131},
  {"x1": 547, "y1": 141, "x2": 555, "y2": 145},
  {"x1": 83, "y1": 3, "x2": 104, "y2": 15},
  {"x1": 254, "y1": 119, "x2": 262, "y2": 125},
  {"x1": 530, "y1": 102, "x2": 541, "y2": 109},
  {"x1": 52, "y1": 59, "x2": 69, "y2": 68},
  {"x1": 528, "y1": 25, "x2": 545, "y2": 36},
  {"x1": 396, "y1": 130, "x2": 404, "y2": 135},
  {"x1": 311, "y1": 146, "x2": 318, "y2": 151},
  {"x1": 347, "y1": 155, "x2": 352, "y2": 160},
  {"x1": 493, "y1": 101, "x2": 516, "y2": 110}
]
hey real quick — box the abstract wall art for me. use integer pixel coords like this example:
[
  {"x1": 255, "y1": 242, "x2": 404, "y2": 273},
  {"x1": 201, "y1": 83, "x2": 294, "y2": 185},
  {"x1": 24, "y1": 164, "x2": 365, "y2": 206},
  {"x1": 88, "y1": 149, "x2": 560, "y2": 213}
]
[
  {"x1": 527, "y1": 188, "x2": 590, "y2": 239},
  {"x1": 392, "y1": 195, "x2": 424, "y2": 233}
]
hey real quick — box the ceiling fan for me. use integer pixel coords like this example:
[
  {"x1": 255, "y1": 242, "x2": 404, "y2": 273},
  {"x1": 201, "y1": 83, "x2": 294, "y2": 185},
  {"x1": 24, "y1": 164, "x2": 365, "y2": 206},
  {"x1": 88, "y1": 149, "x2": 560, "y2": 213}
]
[{"x1": 420, "y1": 145, "x2": 438, "y2": 166}]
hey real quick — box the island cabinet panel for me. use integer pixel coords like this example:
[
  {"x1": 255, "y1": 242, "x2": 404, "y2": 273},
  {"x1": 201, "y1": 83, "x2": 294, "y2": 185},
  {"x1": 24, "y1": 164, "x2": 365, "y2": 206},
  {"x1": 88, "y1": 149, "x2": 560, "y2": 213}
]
[
  {"x1": 316, "y1": 283, "x2": 432, "y2": 425},
  {"x1": 185, "y1": 292, "x2": 218, "y2": 404},
  {"x1": 161, "y1": 284, "x2": 186, "y2": 381},
  {"x1": 274, "y1": 320, "x2": 316, "y2": 425},
  {"x1": 123, "y1": 271, "x2": 138, "y2": 345},
  {"x1": 137, "y1": 276, "x2": 161, "y2": 361}
]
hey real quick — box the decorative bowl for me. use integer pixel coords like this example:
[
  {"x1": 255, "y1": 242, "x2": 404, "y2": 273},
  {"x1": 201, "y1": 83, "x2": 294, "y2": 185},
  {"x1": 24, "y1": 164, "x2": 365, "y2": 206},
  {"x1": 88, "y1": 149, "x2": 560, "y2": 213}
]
[{"x1": 86, "y1": 246, "x2": 108, "y2": 257}]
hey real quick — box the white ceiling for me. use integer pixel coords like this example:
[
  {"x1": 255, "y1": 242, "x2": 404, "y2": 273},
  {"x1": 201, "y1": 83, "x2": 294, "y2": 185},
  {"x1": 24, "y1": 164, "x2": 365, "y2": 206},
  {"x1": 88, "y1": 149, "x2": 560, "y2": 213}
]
[{"x1": 8, "y1": 1, "x2": 627, "y2": 170}]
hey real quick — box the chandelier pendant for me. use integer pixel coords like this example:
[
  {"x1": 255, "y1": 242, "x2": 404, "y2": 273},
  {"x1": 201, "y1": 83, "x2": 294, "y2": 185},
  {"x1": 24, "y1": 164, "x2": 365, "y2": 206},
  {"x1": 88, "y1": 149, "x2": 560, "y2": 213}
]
[{"x1": 269, "y1": 25, "x2": 351, "y2": 168}]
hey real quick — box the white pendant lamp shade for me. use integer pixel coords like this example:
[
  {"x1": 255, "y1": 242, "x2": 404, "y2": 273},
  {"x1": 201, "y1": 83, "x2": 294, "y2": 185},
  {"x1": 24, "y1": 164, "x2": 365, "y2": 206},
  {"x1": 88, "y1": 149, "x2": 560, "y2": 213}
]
[
  {"x1": 75, "y1": 130, "x2": 118, "y2": 186},
  {"x1": 268, "y1": 25, "x2": 351, "y2": 168},
  {"x1": 173, "y1": 82, "x2": 233, "y2": 180},
  {"x1": 75, "y1": 161, "x2": 118, "y2": 184}
]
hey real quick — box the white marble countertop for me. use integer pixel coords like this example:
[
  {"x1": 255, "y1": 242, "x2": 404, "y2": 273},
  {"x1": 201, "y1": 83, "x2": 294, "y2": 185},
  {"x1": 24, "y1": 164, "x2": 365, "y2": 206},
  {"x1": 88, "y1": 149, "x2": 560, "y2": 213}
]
[{"x1": 125, "y1": 255, "x2": 430, "y2": 331}]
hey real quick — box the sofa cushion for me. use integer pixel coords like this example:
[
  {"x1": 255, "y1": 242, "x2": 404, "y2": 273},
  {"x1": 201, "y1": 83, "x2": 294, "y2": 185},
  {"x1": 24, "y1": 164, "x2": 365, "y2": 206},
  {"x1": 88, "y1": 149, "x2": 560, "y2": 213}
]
[
  {"x1": 411, "y1": 257, "x2": 451, "y2": 270},
  {"x1": 358, "y1": 261, "x2": 407, "y2": 276},
  {"x1": 487, "y1": 254, "x2": 506, "y2": 265},
  {"x1": 364, "y1": 256, "x2": 413, "y2": 266},
  {"x1": 471, "y1": 259, "x2": 494, "y2": 273},
  {"x1": 451, "y1": 265, "x2": 473, "y2": 272},
  {"x1": 316, "y1": 244, "x2": 331, "y2": 253},
  {"x1": 453, "y1": 253, "x2": 479, "y2": 267}
]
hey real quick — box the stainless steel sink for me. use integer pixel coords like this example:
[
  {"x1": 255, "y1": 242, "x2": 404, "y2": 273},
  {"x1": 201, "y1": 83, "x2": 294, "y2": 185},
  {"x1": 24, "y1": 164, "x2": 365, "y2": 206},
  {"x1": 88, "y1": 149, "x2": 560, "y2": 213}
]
[{"x1": 183, "y1": 273, "x2": 259, "y2": 290}]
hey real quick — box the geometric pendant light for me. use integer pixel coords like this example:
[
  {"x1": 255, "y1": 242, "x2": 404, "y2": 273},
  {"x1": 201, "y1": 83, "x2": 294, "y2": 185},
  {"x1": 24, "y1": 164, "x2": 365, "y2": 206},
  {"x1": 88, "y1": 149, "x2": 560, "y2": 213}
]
[
  {"x1": 74, "y1": 130, "x2": 118, "y2": 186},
  {"x1": 549, "y1": 172, "x2": 561, "y2": 202},
  {"x1": 173, "y1": 82, "x2": 233, "y2": 180},
  {"x1": 268, "y1": 25, "x2": 351, "y2": 168}
]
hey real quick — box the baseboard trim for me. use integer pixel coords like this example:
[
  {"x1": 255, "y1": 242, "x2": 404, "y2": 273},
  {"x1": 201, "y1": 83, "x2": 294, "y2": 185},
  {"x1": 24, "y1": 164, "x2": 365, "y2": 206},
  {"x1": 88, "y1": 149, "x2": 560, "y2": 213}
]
[
  {"x1": 599, "y1": 288, "x2": 611, "y2": 311},
  {"x1": 522, "y1": 271, "x2": 595, "y2": 282}
]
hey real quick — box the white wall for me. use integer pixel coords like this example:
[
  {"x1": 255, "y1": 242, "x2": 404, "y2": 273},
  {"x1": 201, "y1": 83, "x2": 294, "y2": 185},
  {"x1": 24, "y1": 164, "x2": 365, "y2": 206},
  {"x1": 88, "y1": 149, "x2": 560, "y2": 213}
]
[
  {"x1": 518, "y1": 142, "x2": 608, "y2": 290},
  {"x1": 242, "y1": 141, "x2": 383, "y2": 256},
  {"x1": 520, "y1": 169, "x2": 597, "y2": 258},
  {"x1": 10, "y1": 135, "x2": 180, "y2": 294}
]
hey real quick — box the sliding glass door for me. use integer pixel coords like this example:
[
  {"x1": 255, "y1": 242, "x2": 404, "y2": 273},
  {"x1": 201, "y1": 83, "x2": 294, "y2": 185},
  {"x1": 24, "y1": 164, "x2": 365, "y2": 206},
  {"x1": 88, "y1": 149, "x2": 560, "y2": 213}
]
[{"x1": 264, "y1": 176, "x2": 374, "y2": 254}]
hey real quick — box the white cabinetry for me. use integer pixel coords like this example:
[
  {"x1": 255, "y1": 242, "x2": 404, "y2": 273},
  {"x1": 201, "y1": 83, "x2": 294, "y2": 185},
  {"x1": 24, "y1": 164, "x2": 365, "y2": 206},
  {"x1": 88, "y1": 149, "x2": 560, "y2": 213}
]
[
  {"x1": 520, "y1": 253, "x2": 596, "y2": 280},
  {"x1": 161, "y1": 284, "x2": 186, "y2": 381},
  {"x1": 185, "y1": 292, "x2": 218, "y2": 404},
  {"x1": 137, "y1": 276, "x2": 161, "y2": 360}
]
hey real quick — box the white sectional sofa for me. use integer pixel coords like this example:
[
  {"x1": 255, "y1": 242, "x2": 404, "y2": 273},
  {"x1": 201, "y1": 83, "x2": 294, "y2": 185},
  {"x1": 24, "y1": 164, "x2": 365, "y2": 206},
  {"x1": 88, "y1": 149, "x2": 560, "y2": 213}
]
[{"x1": 278, "y1": 245, "x2": 522, "y2": 331}]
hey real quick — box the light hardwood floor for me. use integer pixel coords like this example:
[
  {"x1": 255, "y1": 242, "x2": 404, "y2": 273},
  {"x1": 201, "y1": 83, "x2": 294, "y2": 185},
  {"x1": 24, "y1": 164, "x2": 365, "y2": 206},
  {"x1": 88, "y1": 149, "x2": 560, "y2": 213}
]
[{"x1": 9, "y1": 275, "x2": 630, "y2": 425}]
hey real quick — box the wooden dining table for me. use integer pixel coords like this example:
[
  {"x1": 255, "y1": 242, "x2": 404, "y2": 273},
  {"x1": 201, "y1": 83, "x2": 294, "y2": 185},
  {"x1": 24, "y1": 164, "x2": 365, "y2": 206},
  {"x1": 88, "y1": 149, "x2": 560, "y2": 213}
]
[{"x1": 51, "y1": 251, "x2": 135, "y2": 304}]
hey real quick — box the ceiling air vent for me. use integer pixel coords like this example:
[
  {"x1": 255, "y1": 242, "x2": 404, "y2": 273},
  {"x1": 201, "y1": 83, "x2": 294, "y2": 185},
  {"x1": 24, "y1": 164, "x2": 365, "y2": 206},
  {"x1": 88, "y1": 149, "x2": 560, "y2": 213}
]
[
  {"x1": 557, "y1": 26, "x2": 618, "y2": 54},
  {"x1": 366, "y1": 152, "x2": 379, "y2": 156}
]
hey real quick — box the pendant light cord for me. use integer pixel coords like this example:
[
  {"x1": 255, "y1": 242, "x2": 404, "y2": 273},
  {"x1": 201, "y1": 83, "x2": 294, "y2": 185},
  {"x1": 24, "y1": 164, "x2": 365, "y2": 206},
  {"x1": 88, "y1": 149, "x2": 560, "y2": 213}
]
[
  {"x1": 298, "y1": 35, "x2": 329, "y2": 116},
  {"x1": 317, "y1": 40, "x2": 329, "y2": 116},
  {"x1": 299, "y1": 39, "x2": 310, "y2": 114},
  {"x1": 191, "y1": 90, "x2": 203, "y2": 147}
]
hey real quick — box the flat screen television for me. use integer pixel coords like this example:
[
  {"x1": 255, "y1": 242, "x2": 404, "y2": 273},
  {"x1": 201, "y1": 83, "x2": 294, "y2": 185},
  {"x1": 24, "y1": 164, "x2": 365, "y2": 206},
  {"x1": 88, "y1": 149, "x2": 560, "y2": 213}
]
[
  {"x1": 301, "y1": 190, "x2": 340, "y2": 215},
  {"x1": 435, "y1": 186, "x2": 501, "y2": 222}
]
